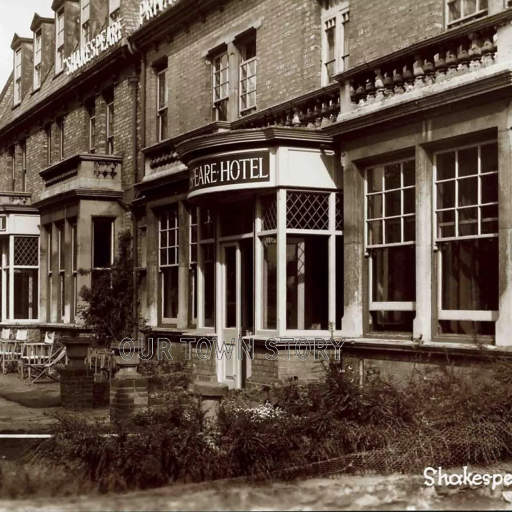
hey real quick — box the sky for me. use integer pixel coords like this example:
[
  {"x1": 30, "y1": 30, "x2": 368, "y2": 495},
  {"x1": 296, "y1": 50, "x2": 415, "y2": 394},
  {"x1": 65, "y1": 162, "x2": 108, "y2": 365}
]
[{"x1": 0, "y1": 0, "x2": 53, "y2": 90}]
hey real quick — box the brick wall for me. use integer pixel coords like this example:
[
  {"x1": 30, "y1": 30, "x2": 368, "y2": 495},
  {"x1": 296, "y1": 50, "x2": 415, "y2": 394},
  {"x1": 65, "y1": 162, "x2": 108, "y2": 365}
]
[
  {"x1": 349, "y1": 0, "x2": 444, "y2": 67},
  {"x1": 145, "y1": 0, "x2": 322, "y2": 145}
]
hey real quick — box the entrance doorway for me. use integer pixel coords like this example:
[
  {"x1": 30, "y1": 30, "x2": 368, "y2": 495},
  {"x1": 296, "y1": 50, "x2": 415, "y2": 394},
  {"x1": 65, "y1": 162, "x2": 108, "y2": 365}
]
[{"x1": 220, "y1": 239, "x2": 253, "y2": 388}]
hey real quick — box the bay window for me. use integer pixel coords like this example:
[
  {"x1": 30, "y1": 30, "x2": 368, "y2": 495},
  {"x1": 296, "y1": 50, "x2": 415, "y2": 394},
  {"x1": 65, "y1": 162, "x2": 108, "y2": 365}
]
[
  {"x1": 435, "y1": 141, "x2": 498, "y2": 336},
  {"x1": 0, "y1": 236, "x2": 39, "y2": 321},
  {"x1": 92, "y1": 218, "x2": 114, "y2": 292},
  {"x1": 366, "y1": 159, "x2": 416, "y2": 333},
  {"x1": 160, "y1": 208, "x2": 179, "y2": 323}
]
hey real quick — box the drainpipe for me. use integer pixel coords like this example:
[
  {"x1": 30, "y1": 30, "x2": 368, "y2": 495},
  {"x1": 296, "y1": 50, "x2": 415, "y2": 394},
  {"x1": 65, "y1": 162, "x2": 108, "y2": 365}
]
[{"x1": 127, "y1": 39, "x2": 144, "y2": 342}]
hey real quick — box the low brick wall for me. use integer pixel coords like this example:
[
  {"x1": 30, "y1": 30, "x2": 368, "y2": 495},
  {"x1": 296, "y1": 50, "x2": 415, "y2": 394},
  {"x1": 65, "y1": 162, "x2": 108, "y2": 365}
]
[
  {"x1": 59, "y1": 367, "x2": 94, "y2": 410},
  {"x1": 110, "y1": 378, "x2": 149, "y2": 422}
]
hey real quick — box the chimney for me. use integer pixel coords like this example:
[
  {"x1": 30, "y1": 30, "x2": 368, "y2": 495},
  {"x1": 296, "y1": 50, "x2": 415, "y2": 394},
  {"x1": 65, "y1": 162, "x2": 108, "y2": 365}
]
[
  {"x1": 51, "y1": 0, "x2": 80, "y2": 76},
  {"x1": 10, "y1": 34, "x2": 33, "y2": 107},
  {"x1": 30, "y1": 14, "x2": 55, "y2": 91}
]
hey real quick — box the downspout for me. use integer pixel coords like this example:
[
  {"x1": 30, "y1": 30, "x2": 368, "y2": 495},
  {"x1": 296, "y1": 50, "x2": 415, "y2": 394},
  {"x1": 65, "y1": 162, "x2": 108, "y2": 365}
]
[{"x1": 127, "y1": 38, "x2": 144, "y2": 342}]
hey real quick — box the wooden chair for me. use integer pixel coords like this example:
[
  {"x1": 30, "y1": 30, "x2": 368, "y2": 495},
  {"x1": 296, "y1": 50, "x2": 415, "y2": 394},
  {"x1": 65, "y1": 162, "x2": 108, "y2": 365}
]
[
  {"x1": 87, "y1": 347, "x2": 115, "y2": 381},
  {"x1": 0, "y1": 328, "x2": 18, "y2": 374},
  {"x1": 26, "y1": 343, "x2": 66, "y2": 385},
  {"x1": 20, "y1": 330, "x2": 52, "y2": 380}
]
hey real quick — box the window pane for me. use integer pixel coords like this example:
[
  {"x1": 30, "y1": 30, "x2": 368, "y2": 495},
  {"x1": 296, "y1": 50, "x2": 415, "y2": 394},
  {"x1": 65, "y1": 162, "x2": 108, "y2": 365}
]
[
  {"x1": 448, "y1": 0, "x2": 462, "y2": 21},
  {"x1": 458, "y1": 177, "x2": 478, "y2": 207},
  {"x1": 481, "y1": 173, "x2": 498, "y2": 204},
  {"x1": 459, "y1": 207, "x2": 478, "y2": 236},
  {"x1": 93, "y1": 220, "x2": 113, "y2": 268},
  {"x1": 372, "y1": 246, "x2": 415, "y2": 302},
  {"x1": 481, "y1": 204, "x2": 498, "y2": 234},
  {"x1": 437, "y1": 210, "x2": 455, "y2": 238},
  {"x1": 404, "y1": 217, "x2": 416, "y2": 242},
  {"x1": 368, "y1": 220, "x2": 382, "y2": 245},
  {"x1": 368, "y1": 167, "x2": 383, "y2": 193},
  {"x1": 262, "y1": 237, "x2": 277, "y2": 330},
  {"x1": 464, "y1": 0, "x2": 477, "y2": 15},
  {"x1": 384, "y1": 164, "x2": 401, "y2": 190},
  {"x1": 370, "y1": 311, "x2": 415, "y2": 333},
  {"x1": 481, "y1": 143, "x2": 498, "y2": 174},
  {"x1": 384, "y1": 218, "x2": 401, "y2": 244},
  {"x1": 385, "y1": 190, "x2": 401, "y2": 217},
  {"x1": 437, "y1": 180, "x2": 455, "y2": 209},
  {"x1": 336, "y1": 236, "x2": 344, "y2": 330},
  {"x1": 403, "y1": 188, "x2": 415, "y2": 214},
  {"x1": 367, "y1": 194, "x2": 382, "y2": 219},
  {"x1": 403, "y1": 160, "x2": 415, "y2": 186},
  {"x1": 203, "y1": 244, "x2": 215, "y2": 327},
  {"x1": 441, "y1": 238, "x2": 498, "y2": 311},
  {"x1": 286, "y1": 236, "x2": 329, "y2": 330},
  {"x1": 437, "y1": 152, "x2": 455, "y2": 181},
  {"x1": 13, "y1": 268, "x2": 38, "y2": 320},
  {"x1": 458, "y1": 147, "x2": 478, "y2": 177},
  {"x1": 162, "y1": 267, "x2": 179, "y2": 320},
  {"x1": 225, "y1": 246, "x2": 237, "y2": 328}
]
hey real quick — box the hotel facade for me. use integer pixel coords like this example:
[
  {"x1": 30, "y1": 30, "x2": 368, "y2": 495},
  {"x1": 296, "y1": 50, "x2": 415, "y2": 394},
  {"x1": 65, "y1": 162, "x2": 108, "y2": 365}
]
[{"x1": 1, "y1": 0, "x2": 512, "y2": 388}]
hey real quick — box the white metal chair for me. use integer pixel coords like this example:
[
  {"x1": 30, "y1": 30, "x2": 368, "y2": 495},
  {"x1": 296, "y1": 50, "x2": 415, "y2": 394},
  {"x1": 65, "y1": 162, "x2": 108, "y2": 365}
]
[
  {"x1": 0, "y1": 328, "x2": 19, "y2": 374},
  {"x1": 20, "y1": 330, "x2": 53, "y2": 380}
]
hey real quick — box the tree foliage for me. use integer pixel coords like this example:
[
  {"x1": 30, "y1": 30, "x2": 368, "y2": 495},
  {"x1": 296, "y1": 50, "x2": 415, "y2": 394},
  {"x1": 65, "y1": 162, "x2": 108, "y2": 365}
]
[{"x1": 78, "y1": 229, "x2": 135, "y2": 342}]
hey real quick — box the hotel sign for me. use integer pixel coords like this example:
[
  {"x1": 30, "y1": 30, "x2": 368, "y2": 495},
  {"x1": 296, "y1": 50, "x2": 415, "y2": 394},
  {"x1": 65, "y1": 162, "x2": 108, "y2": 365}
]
[
  {"x1": 189, "y1": 152, "x2": 271, "y2": 193},
  {"x1": 140, "y1": 0, "x2": 179, "y2": 24},
  {"x1": 64, "y1": 20, "x2": 123, "y2": 75}
]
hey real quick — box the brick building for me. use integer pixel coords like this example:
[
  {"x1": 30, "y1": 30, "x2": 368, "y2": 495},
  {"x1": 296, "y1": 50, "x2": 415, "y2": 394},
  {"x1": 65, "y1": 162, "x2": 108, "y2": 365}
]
[
  {"x1": 0, "y1": 0, "x2": 140, "y2": 340},
  {"x1": 2, "y1": 0, "x2": 512, "y2": 390},
  {"x1": 132, "y1": 0, "x2": 512, "y2": 389}
]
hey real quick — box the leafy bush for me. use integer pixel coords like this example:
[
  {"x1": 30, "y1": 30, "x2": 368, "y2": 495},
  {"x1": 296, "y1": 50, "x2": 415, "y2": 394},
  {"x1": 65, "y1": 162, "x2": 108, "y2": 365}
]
[{"x1": 18, "y1": 357, "x2": 512, "y2": 497}]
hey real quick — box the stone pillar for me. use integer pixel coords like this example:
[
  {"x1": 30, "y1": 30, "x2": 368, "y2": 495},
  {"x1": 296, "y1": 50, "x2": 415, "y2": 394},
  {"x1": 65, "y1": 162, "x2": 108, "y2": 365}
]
[
  {"x1": 194, "y1": 382, "x2": 228, "y2": 422},
  {"x1": 110, "y1": 339, "x2": 149, "y2": 422},
  {"x1": 59, "y1": 336, "x2": 94, "y2": 410},
  {"x1": 495, "y1": 107, "x2": 512, "y2": 346},
  {"x1": 413, "y1": 145, "x2": 433, "y2": 342},
  {"x1": 342, "y1": 159, "x2": 365, "y2": 337}
]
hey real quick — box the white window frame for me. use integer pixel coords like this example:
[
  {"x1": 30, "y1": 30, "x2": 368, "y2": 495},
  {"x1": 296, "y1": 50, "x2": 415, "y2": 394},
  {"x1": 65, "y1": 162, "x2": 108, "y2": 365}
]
[
  {"x1": 160, "y1": 208, "x2": 179, "y2": 324},
  {"x1": 157, "y1": 68, "x2": 168, "y2": 142},
  {"x1": 87, "y1": 98, "x2": 96, "y2": 153},
  {"x1": 321, "y1": 0, "x2": 349, "y2": 86},
  {"x1": 213, "y1": 51, "x2": 229, "y2": 119},
  {"x1": 106, "y1": 95, "x2": 114, "y2": 155},
  {"x1": 71, "y1": 221, "x2": 78, "y2": 320},
  {"x1": 5, "y1": 236, "x2": 40, "y2": 323},
  {"x1": 190, "y1": 207, "x2": 198, "y2": 324},
  {"x1": 55, "y1": 8, "x2": 65, "y2": 74},
  {"x1": 446, "y1": 0, "x2": 488, "y2": 27},
  {"x1": 14, "y1": 48, "x2": 22, "y2": 105},
  {"x1": 58, "y1": 224, "x2": 65, "y2": 321},
  {"x1": 57, "y1": 118, "x2": 64, "y2": 160},
  {"x1": 365, "y1": 159, "x2": 417, "y2": 315},
  {"x1": 81, "y1": 0, "x2": 91, "y2": 47},
  {"x1": 434, "y1": 140, "x2": 499, "y2": 323},
  {"x1": 239, "y1": 39, "x2": 257, "y2": 116},
  {"x1": 92, "y1": 219, "x2": 114, "y2": 271},
  {"x1": 196, "y1": 207, "x2": 215, "y2": 330},
  {"x1": 109, "y1": 0, "x2": 121, "y2": 24},
  {"x1": 34, "y1": 30, "x2": 42, "y2": 90}
]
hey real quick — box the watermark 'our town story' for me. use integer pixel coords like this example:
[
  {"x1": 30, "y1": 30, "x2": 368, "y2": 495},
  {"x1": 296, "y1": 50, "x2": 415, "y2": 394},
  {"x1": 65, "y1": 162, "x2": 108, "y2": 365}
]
[{"x1": 118, "y1": 338, "x2": 353, "y2": 362}]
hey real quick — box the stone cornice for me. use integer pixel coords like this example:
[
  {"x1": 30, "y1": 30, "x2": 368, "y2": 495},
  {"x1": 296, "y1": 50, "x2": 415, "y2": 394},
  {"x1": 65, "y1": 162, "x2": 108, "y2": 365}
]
[
  {"x1": 333, "y1": 8, "x2": 512, "y2": 84},
  {"x1": 134, "y1": 168, "x2": 188, "y2": 194},
  {"x1": 142, "y1": 122, "x2": 231, "y2": 157},
  {"x1": 11, "y1": 34, "x2": 33, "y2": 50},
  {"x1": 175, "y1": 127, "x2": 334, "y2": 164},
  {"x1": 325, "y1": 70, "x2": 512, "y2": 138},
  {"x1": 33, "y1": 189, "x2": 124, "y2": 209}
]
